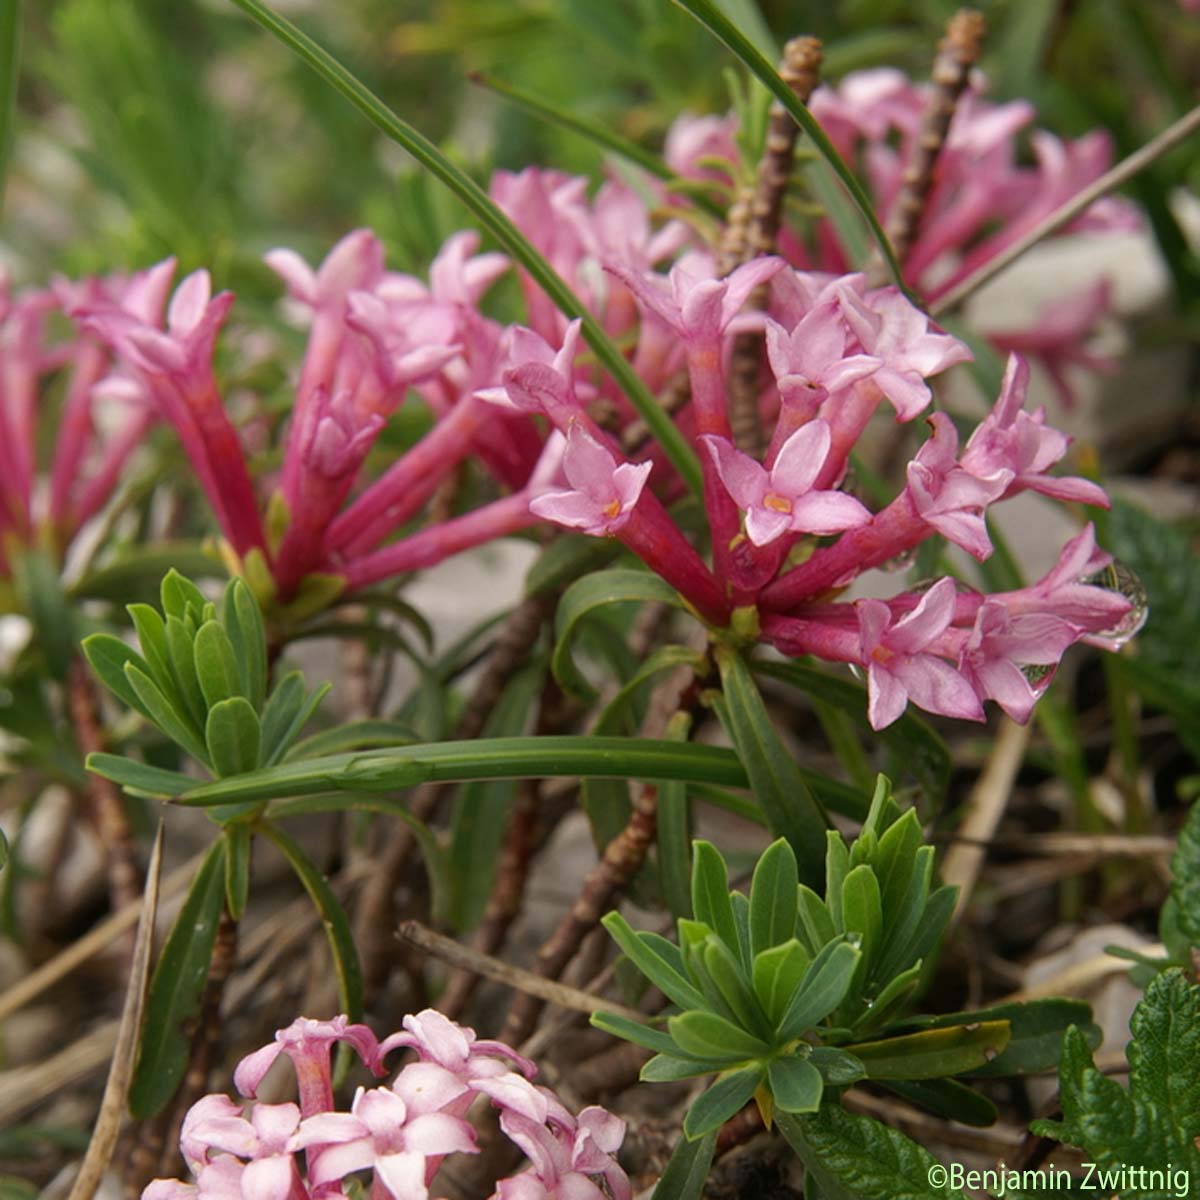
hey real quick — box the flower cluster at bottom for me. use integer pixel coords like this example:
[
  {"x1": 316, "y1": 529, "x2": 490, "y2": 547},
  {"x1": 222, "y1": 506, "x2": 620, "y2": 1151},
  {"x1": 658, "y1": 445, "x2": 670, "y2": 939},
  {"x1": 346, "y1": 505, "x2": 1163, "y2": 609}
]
[{"x1": 144, "y1": 1012, "x2": 629, "y2": 1200}]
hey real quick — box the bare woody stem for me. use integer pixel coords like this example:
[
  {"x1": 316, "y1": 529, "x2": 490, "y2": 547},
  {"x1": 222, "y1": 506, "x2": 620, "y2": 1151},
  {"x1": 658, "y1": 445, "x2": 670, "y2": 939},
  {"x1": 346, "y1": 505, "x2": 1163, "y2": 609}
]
[
  {"x1": 725, "y1": 36, "x2": 824, "y2": 456},
  {"x1": 67, "y1": 659, "x2": 142, "y2": 917},
  {"x1": 871, "y1": 10, "x2": 986, "y2": 285}
]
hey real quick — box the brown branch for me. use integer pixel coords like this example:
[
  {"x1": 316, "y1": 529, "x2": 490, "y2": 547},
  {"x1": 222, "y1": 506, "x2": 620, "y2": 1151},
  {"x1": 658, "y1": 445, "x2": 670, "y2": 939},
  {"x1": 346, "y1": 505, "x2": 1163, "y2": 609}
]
[
  {"x1": 873, "y1": 10, "x2": 986, "y2": 283},
  {"x1": 354, "y1": 589, "x2": 558, "y2": 1000},
  {"x1": 727, "y1": 36, "x2": 824, "y2": 456},
  {"x1": 932, "y1": 99, "x2": 1200, "y2": 316},
  {"x1": 620, "y1": 370, "x2": 691, "y2": 456},
  {"x1": 67, "y1": 659, "x2": 142, "y2": 916}
]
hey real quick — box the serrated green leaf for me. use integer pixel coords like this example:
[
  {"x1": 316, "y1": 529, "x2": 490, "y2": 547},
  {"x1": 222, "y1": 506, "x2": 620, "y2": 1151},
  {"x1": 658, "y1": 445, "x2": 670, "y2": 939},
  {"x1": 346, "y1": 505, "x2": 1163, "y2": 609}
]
[
  {"x1": 753, "y1": 939, "x2": 811, "y2": 1028},
  {"x1": 552, "y1": 569, "x2": 687, "y2": 702},
  {"x1": 684, "y1": 1066, "x2": 763, "y2": 1139},
  {"x1": 193, "y1": 620, "x2": 242, "y2": 708},
  {"x1": 778, "y1": 940, "x2": 861, "y2": 1040},
  {"x1": 205, "y1": 697, "x2": 262, "y2": 777},
  {"x1": 1034, "y1": 970, "x2": 1200, "y2": 1194},
  {"x1": 129, "y1": 842, "x2": 225, "y2": 1118},
  {"x1": 601, "y1": 912, "x2": 707, "y2": 1013},
  {"x1": 651, "y1": 1129, "x2": 716, "y2": 1200},
  {"x1": 1169, "y1": 800, "x2": 1200, "y2": 950},
  {"x1": 223, "y1": 823, "x2": 252, "y2": 920},
  {"x1": 768, "y1": 1054, "x2": 823, "y2": 1114},
  {"x1": 842, "y1": 1021, "x2": 1011, "y2": 1080},
  {"x1": 749, "y1": 838, "x2": 799, "y2": 959},
  {"x1": 261, "y1": 822, "x2": 362, "y2": 1021},
  {"x1": 778, "y1": 1105, "x2": 969, "y2": 1200},
  {"x1": 668, "y1": 1010, "x2": 770, "y2": 1062},
  {"x1": 715, "y1": 649, "x2": 827, "y2": 884},
  {"x1": 220, "y1": 579, "x2": 267, "y2": 711}
]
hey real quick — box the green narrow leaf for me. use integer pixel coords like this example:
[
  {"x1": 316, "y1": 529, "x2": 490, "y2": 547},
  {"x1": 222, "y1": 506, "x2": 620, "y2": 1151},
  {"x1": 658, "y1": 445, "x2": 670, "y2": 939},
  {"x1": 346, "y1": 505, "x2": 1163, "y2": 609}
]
[
  {"x1": 165, "y1": 614, "x2": 207, "y2": 729},
  {"x1": 641, "y1": 1052, "x2": 733, "y2": 1082},
  {"x1": 223, "y1": 823, "x2": 252, "y2": 919},
  {"x1": 205, "y1": 697, "x2": 262, "y2": 777},
  {"x1": 873, "y1": 847, "x2": 936, "y2": 983},
  {"x1": 796, "y1": 884, "x2": 837, "y2": 956},
  {"x1": 553, "y1": 570, "x2": 687, "y2": 702},
  {"x1": 284, "y1": 719, "x2": 419, "y2": 761},
  {"x1": 841, "y1": 1022, "x2": 1011, "y2": 1081},
  {"x1": 124, "y1": 663, "x2": 212, "y2": 766},
  {"x1": 904, "y1": 999, "x2": 1100, "y2": 1079},
  {"x1": 129, "y1": 842, "x2": 226, "y2": 1118},
  {"x1": 221, "y1": 579, "x2": 267, "y2": 711},
  {"x1": 883, "y1": 1079, "x2": 997, "y2": 1128},
  {"x1": 767, "y1": 1055, "x2": 823, "y2": 1114},
  {"x1": 601, "y1": 912, "x2": 708, "y2": 1012},
  {"x1": 85, "y1": 753, "x2": 194, "y2": 799},
  {"x1": 668, "y1": 0, "x2": 909, "y2": 293},
  {"x1": 668, "y1": 1009, "x2": 771, "y2": 1062},
  {"x1": 809, "y1": 1046, "x2": 866, "y2": 1087},
  {"x1": 160, "y1": 569, "x2": 208, "y2": 622},
  {"x1": 690, "y1": 841, "x2": 739, "y2": 956},
  {"x1": 261, "y1": 822, "x2": 363, "y2": 1020},
  {"x1": 126, "y1": 604, "x2": 175, "y2": 698},
  {"x1": 259, "y1": 671, "x2": 307, "y2": 765},
  {"x1": 589, "y1": 1010, "x2": 679, "y2": 1056},
  {"x1": 650, "y1": 1129, "x2": 716, "y2": 1200},
  {"x1": 178, "y1": 736, "x2": 751, "y2": 807},
  {"x1": 840, "y1": 864, "x2": 882, "y2": 980},
  {"x1": 702, "y1": 936, "x2": 769, "y2": 1039},
  {"x1": 683, "y1": 1066, "x2": 763, "y2": 1139},
  {"x1": 657, "y1": 710, "x2": 695, "y2": 921},
  {"x1": 81, "y1": 633, "x2": 155, "y2": 718},
  {"x1": 227, "y1": 0, "x2": 704, "y2": 497},
  {"x1": 0, "y1": 0, "x2": 21, "y2": 215},
  {"x1": 749, "y1": 838, "x2": 799, "y2": 959},
  {"x1": 193, "y1": 620, "x2": 242, "y2": 708},
  {"x1": 825, "y1": 832, "x2": 849, "y2": 930},
  {"x1": 265, "y1": 681, "x2": 332, "y2": 767},
  {"x1": 752, "y1": 939, "x2": 811, "y2": 1028},
  {"x1": 13, "y1": 550, "x2": 74, "y2": 679},
  {"x1": 778, "y1": 940, "x2": 861, "y2": 1040},
  {"x1": 714, "y1": 647, "x2": 827, "y2": 885}
]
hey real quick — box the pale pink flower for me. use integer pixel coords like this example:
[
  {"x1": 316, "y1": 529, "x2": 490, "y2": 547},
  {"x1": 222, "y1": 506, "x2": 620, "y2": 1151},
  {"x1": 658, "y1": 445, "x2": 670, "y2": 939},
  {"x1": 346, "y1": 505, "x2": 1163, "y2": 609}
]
[
  {"x1": 477, "y1": 319, "x2": 586, "y2": 422},
  {"x1": 702, "y1": 423, "x2": 870, "y2": 546},
  {"x1": 379, "y1": 1008, "x2": 537, "y2": 1083},
  {"x1": 296, "y1": 1086, "x2": 476, "y2": 1199},
  {"x1": 857, "y1": 577, "x2": 984, "y2": 729},
  {"x1": 663, "y1": 112, "x2": 739, "y2": 184},
  {"x1": 265, "y1": 228, "x2": 385, "y2": 313},
  {"x1": 905, "y1": 412, "x2": 1011, "y2": 560},
  {"x1": 530, "y1": 423, "x2": 651, "y2": 537},
  {"x1": 960, "y1": 355, "x2": 1109, "y2": 506}
]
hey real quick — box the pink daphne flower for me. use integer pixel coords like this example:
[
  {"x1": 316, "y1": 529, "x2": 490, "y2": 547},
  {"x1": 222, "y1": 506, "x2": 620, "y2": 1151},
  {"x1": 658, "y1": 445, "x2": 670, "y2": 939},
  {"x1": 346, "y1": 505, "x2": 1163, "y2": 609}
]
[
  {"x1": 235, "y1": 1015, "x2": 383, "y2": 1116},
  {"x1": 960, "y1": 354, "x2": 1109, "y2": 506},
  {"x1": 905, "y1": 412, "x2": 1011, "y2": 560},
  {"x1": 380, "y1": 1007, "x2": 537, "y2": 1084},
  {"x1": 295, "y1": 1086, "x2": 477, "y2": 1200},
  {"x1": 857, "y1": 577, "x2": 984, "y2": 729},
  {"x1": 530, "y1": 422, "x2": 652, "y2": 536},
  {"x1": 702, "y1": 421, "x2": 871, "y2": 546}
]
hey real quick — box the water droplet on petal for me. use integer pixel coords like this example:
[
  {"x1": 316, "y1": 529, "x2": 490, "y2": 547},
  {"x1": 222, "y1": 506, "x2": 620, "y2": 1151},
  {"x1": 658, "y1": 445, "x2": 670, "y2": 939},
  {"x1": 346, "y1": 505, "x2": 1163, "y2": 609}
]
[
  {"x1": 1082, "y1": 559, "x2": 1149, "y2": 647},
  {"x1": 880, "y1": 546, "x2": 918, "y2": 573},
  {"x1": 1020, "y1": 662, "x2": 1057, "y2": 689},
  {"x1": 847, "y1": 663, "x2": 865, "y2": 683}
]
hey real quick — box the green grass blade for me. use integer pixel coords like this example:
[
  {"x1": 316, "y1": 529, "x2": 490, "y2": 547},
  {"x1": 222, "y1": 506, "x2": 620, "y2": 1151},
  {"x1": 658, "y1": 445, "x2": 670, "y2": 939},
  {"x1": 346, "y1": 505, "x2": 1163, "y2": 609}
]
[
  {"x1": 226, "y1": 0, "x2": 703, "y2": 497},
  {"x1": 669, "y1": 0, "x2": 911, "y2": 297},
  {"x1": 0, "y1": 0, "x2": 19, "y2": 217}
]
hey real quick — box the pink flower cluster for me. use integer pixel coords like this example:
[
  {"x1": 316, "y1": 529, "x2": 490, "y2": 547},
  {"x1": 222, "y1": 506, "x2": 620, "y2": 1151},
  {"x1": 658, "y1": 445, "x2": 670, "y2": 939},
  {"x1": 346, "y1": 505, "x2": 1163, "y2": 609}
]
[
  {"x1": 144, "y1": 1011, "x2": 629, "y2": 1200},
  {"x1": 0, "y1": 265, "x2": 171, "y2": 576},
  {"x1": 669, "y1": 69, "x2": 1137, "y2": 410}
]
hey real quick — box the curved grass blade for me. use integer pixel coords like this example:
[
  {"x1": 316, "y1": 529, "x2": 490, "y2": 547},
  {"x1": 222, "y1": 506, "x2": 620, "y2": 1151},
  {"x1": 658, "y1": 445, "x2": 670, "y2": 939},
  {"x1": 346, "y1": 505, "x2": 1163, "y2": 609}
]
[
  {"x1": 668, "y1": 0, "x2": 910, "y2": 296},
  {"x1": 226, "y1": 0, "x2": 703, "y2": 498},
  {"x1": 261, "y1": 822, "x2": 363, "y2": 1020},
  {"x1": 470, "y1": 71, "x2": 725, "y2": 220}
]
